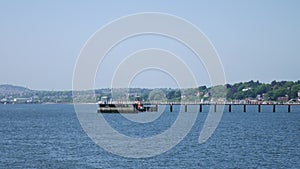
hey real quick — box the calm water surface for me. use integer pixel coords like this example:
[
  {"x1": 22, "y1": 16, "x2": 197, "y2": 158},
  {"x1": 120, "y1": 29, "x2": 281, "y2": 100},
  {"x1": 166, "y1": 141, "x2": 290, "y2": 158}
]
[{"x1": 0, "y1": 104, "x2": 299, "y2": 168}]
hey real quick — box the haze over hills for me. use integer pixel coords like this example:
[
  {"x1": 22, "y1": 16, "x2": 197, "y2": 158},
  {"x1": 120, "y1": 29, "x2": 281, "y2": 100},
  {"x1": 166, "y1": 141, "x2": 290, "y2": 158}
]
[
  {"x1": 0, "y1": 84, "x2": 32, "y2": 96},
  {"x1": 0, "y1": 84, "x2": 73, "y2": 103},
  {"x1": 1, "y1": 80, "x2": 300, "y2": 104}
]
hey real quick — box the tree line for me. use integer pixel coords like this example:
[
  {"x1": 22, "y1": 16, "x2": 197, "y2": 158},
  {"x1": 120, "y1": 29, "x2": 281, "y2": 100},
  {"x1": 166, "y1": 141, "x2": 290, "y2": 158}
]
[{"x1": 1, "y1": 80, "x2": 300, "y2": 103}]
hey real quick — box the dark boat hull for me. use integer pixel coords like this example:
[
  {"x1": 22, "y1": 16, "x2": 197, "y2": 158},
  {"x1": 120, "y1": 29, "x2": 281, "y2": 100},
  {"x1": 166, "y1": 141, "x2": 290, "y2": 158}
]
[{"x1": 97, "y1": 104, "x2": 157, "y2": 113}]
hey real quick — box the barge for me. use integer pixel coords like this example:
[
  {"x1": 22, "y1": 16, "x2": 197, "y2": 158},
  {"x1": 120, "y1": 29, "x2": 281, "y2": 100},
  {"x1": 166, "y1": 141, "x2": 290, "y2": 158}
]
[{"x1": 97, "y1": 96, "x2": 158, "y2": 113}]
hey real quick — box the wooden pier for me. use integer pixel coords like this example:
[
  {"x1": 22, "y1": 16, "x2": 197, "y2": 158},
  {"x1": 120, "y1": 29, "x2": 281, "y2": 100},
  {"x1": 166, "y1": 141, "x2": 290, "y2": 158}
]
[
  {"x1": 98, "y1": 101, "x2": 299, "y2": 113},
  {"x1": 158, "y1": 103, "x2": 299, "y2": 113}
]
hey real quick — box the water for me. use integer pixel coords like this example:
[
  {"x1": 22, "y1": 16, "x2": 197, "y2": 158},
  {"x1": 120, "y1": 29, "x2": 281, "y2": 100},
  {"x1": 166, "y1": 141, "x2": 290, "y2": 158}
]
[{"x1": 0, "y1": 104, "x2": 299, "y2": 168}]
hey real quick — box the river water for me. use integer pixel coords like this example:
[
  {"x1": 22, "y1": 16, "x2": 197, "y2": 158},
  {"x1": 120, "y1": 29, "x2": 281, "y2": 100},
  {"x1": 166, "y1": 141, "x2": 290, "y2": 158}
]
[{"x1": 0, "y1": 104, "x2": 299, "y2": 168}]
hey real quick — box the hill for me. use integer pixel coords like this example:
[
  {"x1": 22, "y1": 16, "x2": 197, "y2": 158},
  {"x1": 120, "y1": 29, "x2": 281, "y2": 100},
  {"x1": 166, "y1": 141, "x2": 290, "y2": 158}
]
[{"x1": 0, "y1": 84, "x2": 32, "y2": 97}]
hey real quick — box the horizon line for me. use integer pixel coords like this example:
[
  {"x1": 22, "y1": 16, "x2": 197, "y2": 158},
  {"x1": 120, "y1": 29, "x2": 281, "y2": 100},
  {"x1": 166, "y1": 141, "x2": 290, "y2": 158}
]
[{"x1": 1, "y1": 79, "x2": 300, "y2": 91}]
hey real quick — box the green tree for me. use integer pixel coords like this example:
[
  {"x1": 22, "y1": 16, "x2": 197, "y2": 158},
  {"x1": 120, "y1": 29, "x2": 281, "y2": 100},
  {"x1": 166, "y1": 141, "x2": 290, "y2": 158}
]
[{"x1": 291, "y1": 84, "x2": 300, "y2": 98}]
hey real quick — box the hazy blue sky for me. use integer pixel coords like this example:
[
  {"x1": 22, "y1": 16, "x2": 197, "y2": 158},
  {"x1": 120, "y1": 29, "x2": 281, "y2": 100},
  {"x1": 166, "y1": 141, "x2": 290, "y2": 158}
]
[{"x1": 0, "y1": 0, "x2": 299, "y2": 90}]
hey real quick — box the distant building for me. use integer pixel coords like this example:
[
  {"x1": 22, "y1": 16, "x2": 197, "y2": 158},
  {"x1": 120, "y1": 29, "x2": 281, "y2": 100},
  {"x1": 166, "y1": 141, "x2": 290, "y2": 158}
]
[
  {"x1": 0, "y1": 98, "x2": 8, "y2": 104},
  {"x1": 277, "y1": 96, "x2": 288, "y2": 103},
  {"x1": 256, "y1": 94, "x2": 262, "y2": 101},
  {"x1": 196, "y1": 92, "x2": 203, "y2": 97},
  {"x1": 248, "y1": 99, "x2": 259, "y2": 104},
  {"x1": 204, "y1": 92, "x2": 210, "y2": 98},
  {"x1": 242, "y1": 87, "x2": 251, "y2": 92},
  {"x1": 13, "y1": 98, "x2": 30, "y2": 104},
  {"x1": 298, "y1": 90, "x2": 300, "y2": 98}
]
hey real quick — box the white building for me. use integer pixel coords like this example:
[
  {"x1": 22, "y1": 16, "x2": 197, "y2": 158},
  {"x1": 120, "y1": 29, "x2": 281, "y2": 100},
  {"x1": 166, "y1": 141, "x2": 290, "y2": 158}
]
[{"x1": 13, "y1": 98, "x2": 30, "y2": 104}]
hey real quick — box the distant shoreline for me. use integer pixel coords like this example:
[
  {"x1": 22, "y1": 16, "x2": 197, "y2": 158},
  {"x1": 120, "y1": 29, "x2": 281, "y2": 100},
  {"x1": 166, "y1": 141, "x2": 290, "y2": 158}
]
[{"x1": 1, "y1": 80, "x2": 300, "y2": 105}]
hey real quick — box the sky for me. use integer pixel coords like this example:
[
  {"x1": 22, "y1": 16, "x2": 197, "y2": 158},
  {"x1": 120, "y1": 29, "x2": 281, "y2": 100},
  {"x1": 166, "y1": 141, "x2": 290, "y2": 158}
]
[{"x1": 0, "y1": 0, "x2": 299, "y2": 90}]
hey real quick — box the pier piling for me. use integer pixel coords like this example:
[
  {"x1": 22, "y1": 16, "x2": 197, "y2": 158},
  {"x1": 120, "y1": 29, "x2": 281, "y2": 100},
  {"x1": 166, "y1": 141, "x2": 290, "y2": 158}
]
[
  {"x1": 98, "y1": 103, "x2": 296, "y2": 113},
  {"x1": 159, "y1": 103, "x2": 295, "y2": 113}
]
